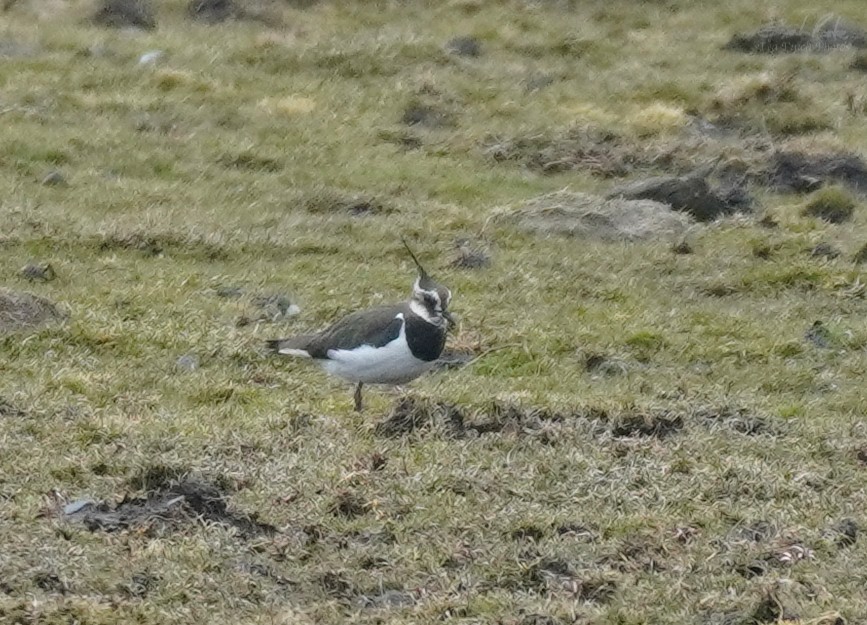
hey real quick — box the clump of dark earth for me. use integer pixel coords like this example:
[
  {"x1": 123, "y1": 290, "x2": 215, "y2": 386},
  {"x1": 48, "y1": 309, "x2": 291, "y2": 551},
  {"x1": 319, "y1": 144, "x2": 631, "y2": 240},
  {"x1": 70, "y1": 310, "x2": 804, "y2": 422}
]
[
  {"x1": 584, "y1": 352, "x2": 629, "y2": 376},
  {"x1": 318, "y1": 571, "x2": 354, "y2": 599},
  {"x1": 606, "y1": 168, "x2": 749, "y2": 222},
  {"x1": 813, "y1": 15, "x2": 867, "y2": 50},
  {"x1": 749, "y1": 589, "x2": 798, "y2": 624},
  {"x1": 810, "y1": 242, "x2": 841, "y2": 259},
  {"x1": 510, "y1": 524, "x2": 546, "y2": 541},
  {"x1": 829, "y1": 518, "x2": 859, "y2": 547},
  {"x1": 766, "y1": 151, "x2": 867, "y2": 194},
  {"x1": 672, "y1": 239, "x2": 693, "y2": 254},
  {"x1": 724, "y1": 23, "x2": 813, "y2": 53},
  {"x1": 0, "y1": 289, "x2": 64, "y2": 334},
  {"x1": 401, "y1": 101, "x2": 454, "y2": 128},
  {"x1": 804, "y1": 320, "x2": 833, "y2": 348},
  {"x1": 469, "y1": 402, "x2": 565, "y2": 436},
  {"x1": 556, "y1": 523, "x2": 596, "y2": 542},
  {"x1": 93, "y1": 0, "x2": 156, "y2": 29},
  {"x1": 449, "y1": 240, "x2": 490, "y2": 269},
  {"x1": 609, "y1": 410, "x2": 684, "y2": 439},
  {"x1": 63, "y1": 467, "x2": 274, "y2": 538},
  {"x1": 736, "y1": 520, "x2": 775, "y2": 543},
  {"x1": 0, "y1": 398, "x2": 25, "y2": 417},
  {"x1": 118, "y1": 572, "x2": 160, "y2": 598},
  {"x1": 374, "y1": 397, "x2": 465, "y2": 437},
  {"x1": 187, "y1": 0, "x2": 235, "y2": 22},
  {"x1": 696, "y1": 407, "x2": 779, "y2": 436},
  {"x1": 299, "y1": 188, "x2": 390, "y2": 216},
  {"x1": 20, "y1": 262, "x2": 56, "y2": 282},
  {"x1": 724, "y1": 16, "x2": 867, "y2": 54},
  {"x1": 445, "y1": 36, "x2": 482, "y2": 57},
  {"x1": 33, "y1": 571, "x2": 67, "y2": 593},
  {"x1": 41, "y1": 171, "x2": 67, "y2": 187},
  {"x1": 328, "y1": 490, "x2": 368, "y2": 519}
]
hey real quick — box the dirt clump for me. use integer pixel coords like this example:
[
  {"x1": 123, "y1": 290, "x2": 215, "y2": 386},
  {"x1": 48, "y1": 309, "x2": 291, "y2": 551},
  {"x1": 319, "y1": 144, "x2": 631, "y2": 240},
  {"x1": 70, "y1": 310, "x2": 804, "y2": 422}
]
[
  {"x1": 609, "y1": 410, "x2": 684, "y2": 439},
  {"x1": 724, "y1": 23, "x2": 812, "y2": 54},
  {"x1": 187, "y1": 0, "x2": 235, "y2": 22},
  {"x1": 328, "y1": 490, "x2": 368, "y2": 519},
  {"x1": 495, "y1": 190, "x2": 692, "y2": 242},
  {"x1": 724, "y1": 16, "x2": 867, "y2": 54},
  {"x1": 445, "y1": 36, "x2": 482, "y2": 57},
  {"x1": 64, "y1": 467, "x2": 274, "y2": 538},
  {"x1": 766, "y1": 151, "x2": 867, "y2": 194},
  {"x1": 606, "y1": 169, "x2": 749, "y2": 222},
  {"x1": 810, "y1": 242, "x2": 841, "y2": 259},
  {"x1": 0, "y1": 289, "x2": 64, "y2": 334},
  {"x1": 696, "y1": 407, "x2": 780, "y2": 436},
  {"x1": 374, "y1": 397, "x2": 465, "y2": 438},
  {"x1": 401, "y1": 101, "x2": 455, "y2": 128},
  {"x1": 92, "y1": 0, "x2": 156, "y2": 29}
]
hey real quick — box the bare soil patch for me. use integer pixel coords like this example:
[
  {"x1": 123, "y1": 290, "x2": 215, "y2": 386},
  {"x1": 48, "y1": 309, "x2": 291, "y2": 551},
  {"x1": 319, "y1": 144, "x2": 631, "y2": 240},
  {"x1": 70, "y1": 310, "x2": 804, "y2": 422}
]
[
  {"x1": 0, "y1": 289, "x2": 64, "y2": 334},
  {"x1": 63, "y1": 466, "x2": 275, "y2": 538}
]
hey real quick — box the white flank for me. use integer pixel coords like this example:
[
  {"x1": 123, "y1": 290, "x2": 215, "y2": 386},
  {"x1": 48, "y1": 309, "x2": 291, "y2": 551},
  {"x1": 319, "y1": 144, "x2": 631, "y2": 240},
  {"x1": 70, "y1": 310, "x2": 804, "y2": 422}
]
[
  {"x1": 321, "y1": 313, "x2": 435, "y2": 385},
  {"x1": 278, "y1": 347, "x2": 311, "y2": 358}
]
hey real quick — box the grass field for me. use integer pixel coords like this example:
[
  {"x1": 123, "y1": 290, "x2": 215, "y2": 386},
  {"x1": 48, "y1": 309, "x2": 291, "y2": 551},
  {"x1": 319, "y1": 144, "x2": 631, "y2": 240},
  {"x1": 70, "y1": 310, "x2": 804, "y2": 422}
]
[{"x1": 3, "y1": 1, "x2": 867, "y2": 623}]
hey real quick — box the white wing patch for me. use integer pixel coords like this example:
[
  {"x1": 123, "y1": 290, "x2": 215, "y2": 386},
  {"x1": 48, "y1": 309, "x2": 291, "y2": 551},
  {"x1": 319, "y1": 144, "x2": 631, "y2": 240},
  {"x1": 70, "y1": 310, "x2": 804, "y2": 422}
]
[{"x1": 278, "y1": 347, "x2": 311, "y2": 358}]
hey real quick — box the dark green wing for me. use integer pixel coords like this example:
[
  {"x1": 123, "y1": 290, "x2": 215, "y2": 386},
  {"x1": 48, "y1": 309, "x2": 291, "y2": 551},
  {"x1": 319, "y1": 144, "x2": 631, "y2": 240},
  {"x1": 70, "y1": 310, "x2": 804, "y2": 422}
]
[{"x1": 305, "y1": 305, "x2": 405, "y2": 359}]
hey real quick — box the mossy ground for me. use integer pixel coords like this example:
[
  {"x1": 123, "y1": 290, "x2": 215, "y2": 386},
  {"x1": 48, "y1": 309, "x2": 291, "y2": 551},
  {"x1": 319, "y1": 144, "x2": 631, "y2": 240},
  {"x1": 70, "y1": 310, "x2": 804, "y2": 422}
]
[{"x1": 2, "y1": 1, "x2": 867, "y2": 623}]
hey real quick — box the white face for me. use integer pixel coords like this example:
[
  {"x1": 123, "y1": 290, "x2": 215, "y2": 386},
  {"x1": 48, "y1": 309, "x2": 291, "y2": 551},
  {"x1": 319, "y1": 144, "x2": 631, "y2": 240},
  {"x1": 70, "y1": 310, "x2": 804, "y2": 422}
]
[{"x1": 411, "y1": 278, "x2": 451, "y2": 325}]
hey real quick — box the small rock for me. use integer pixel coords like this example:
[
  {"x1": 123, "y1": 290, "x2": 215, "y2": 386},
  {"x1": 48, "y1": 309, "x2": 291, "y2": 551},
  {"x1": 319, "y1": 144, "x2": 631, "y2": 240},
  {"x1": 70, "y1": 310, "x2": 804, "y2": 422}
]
[
  {"x1": 138, "y1": 50, "x2": 164, "y2": 66},
  {"x1": 445, "y1": 36, "x2": 482, "y2": 57},
  {"x1": 41, "y1": 171, "x2": 67, "y2": 187},
  {"x1": 810, "y1": 242, "x2": 841, "y2": 259},
  {"x1": 20, "y1": 263, "x2": 56, "y2": 282},
  {"x1": 63, "y1": 499, "x2": 96, "y2": 516},
  {"x1": 175, "y1": 354, "x2": 199, "y2": 372}
]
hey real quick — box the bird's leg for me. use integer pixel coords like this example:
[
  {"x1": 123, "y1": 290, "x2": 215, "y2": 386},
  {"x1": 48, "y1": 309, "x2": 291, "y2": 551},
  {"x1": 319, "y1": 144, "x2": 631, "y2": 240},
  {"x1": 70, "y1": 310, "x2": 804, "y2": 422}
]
[{"x1": 354, "y1": 382, "x2": 364, "y2": 413}]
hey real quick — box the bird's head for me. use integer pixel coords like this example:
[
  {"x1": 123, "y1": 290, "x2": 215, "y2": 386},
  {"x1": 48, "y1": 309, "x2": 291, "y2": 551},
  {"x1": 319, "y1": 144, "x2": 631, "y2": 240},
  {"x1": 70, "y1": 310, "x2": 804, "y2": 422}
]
[{"x1": 402, "y1": 239, "x2": 455, "y2": 329}]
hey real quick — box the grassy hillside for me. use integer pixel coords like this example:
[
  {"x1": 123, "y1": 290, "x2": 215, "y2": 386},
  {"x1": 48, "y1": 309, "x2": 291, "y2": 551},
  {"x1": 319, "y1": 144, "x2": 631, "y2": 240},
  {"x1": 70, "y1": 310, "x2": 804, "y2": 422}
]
[{"x1": 2, "y1": 1, "x2": 867, "y2": 623}]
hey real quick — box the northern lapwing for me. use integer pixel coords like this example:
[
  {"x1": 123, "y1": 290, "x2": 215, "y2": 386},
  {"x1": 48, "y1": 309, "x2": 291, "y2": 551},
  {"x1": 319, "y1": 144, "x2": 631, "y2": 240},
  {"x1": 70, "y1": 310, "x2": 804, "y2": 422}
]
[{"x1": 266, "y1": 242, "x2": 455, "y2": 412}]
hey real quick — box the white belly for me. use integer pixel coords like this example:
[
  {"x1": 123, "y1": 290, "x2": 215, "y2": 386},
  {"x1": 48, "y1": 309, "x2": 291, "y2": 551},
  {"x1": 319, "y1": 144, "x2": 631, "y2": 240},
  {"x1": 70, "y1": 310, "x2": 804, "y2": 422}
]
[{"x1": 320, "y1": 323, "x2": 435, "y2": 385}]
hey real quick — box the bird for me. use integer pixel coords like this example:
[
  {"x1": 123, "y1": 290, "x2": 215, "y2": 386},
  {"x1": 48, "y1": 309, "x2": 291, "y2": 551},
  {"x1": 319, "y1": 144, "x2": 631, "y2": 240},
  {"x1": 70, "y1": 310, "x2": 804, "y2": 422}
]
[{"x1": 266, "y1": 241, "x2": 455, "y2": 412}]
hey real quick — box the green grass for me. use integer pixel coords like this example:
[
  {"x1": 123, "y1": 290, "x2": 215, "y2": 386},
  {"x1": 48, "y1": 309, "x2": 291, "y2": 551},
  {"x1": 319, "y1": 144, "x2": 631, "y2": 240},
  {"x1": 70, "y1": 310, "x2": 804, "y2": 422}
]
[{"x1": 3, "y1": 1, "x2": 867, "y2": 623}]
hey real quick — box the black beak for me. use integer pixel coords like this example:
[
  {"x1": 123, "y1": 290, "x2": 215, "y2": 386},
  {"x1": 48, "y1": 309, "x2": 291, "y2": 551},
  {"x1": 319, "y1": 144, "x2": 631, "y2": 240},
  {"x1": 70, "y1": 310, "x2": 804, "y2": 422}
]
[{"x1": 443, "y1": 310, "x2": 457, "y2": 330}]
